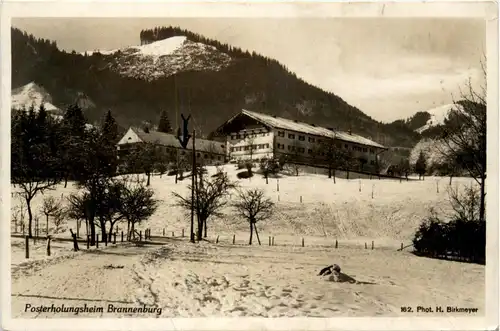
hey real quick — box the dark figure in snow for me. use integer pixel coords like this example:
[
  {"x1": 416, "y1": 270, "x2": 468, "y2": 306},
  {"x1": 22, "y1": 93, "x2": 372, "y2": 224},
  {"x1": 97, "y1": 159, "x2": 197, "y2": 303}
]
[
  {"x1": 69, "y1": 229, "x2": 79, "y2": 252},
  {"x1": 318, "y1": 264, "x2": 341, "y2": 276}
]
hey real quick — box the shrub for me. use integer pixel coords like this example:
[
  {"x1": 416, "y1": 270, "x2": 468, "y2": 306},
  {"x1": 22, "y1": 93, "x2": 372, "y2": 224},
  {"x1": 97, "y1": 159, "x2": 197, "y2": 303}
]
[
  {"x1": 237, "y1": 170, "x2": 253, "y2": 179},
  {"x1": 412, "y1": 185, "x2": 485, "y2": 264}
]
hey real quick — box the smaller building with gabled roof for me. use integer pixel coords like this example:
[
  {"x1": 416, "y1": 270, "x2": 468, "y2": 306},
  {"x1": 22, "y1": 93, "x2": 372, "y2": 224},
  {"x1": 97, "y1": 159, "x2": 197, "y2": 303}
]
[{"x1": 117, "y1": 127, "x2": 227, "y2": 166}]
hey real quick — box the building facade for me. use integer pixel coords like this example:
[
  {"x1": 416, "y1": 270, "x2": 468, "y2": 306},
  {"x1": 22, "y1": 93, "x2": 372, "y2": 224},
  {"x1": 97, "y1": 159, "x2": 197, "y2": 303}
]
[
  {"x1": 117, "y1": 127, "x2": 227, "y2": 166},
  {"x1": 210, "y1": 109, "x2": 387, "y2": 171}
]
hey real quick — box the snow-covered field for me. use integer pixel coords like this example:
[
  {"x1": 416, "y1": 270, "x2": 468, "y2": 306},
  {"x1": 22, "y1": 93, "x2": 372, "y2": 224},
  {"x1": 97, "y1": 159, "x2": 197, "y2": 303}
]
[{"x1": 9, "y1": 165, "x2": 484, "y2": 317}]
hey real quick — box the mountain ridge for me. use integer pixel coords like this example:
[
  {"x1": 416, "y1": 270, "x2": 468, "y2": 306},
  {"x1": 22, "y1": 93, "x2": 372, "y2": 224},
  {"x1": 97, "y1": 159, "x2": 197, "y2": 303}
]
[{"x1": 11, "y1": 26, "x2": 421, "y2": 147}]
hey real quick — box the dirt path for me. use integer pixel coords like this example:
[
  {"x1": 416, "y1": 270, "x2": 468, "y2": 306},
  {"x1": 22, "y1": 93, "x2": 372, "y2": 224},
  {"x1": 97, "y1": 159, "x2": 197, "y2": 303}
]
[{"x1": 11, "y1": 243, "x2": 163, "y2": 318}]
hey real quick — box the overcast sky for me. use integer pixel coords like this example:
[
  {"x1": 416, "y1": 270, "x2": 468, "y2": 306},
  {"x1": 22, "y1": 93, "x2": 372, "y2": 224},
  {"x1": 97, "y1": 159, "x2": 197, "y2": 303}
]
[{"x1": 12, "y1": 18, "x2": 485, "y2": 123}]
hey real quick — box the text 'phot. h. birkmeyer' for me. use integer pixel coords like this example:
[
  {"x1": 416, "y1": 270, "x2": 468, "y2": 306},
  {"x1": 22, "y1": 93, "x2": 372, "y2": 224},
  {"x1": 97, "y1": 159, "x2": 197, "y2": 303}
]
[{"x1": 0, "y1": 2, "x2": 498, "y2": 331}]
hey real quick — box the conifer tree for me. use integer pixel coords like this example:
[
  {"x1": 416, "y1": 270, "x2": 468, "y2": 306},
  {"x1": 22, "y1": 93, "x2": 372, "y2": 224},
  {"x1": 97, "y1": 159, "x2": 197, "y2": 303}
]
[
  {"x1": 415, "y1": 151, "x2": 427, "y2": 180},
  {"x1": 157, "y1": 110, "x2": 173, "y2": 133}
]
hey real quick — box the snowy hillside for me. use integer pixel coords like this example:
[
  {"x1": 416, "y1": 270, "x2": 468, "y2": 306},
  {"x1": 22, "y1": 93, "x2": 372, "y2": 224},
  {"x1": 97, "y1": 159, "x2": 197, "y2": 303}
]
[
  {"x1": 92, "y1": 36, "x2": 233, "y2": 81},
  {"x1": 11, "y1": 82, "x2": 59, "y2": 112},
  {"x1": 415, "y1": 103, "x2": 463, "y2": 134}
]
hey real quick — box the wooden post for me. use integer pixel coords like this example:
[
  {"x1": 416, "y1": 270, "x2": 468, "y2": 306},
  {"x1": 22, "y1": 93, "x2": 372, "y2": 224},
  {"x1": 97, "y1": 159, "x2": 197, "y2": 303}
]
[
  {"x1": 269, "y1": 236, "x2": 271, "y2": 246},
  {"x1": 163, "y1": 228, "x2": 165, "y2": 237},
  {"x1": 25, "y1": 236, "x2": 29, "y2": 259},
  {"x1": 96, "y1": 235, "x2": 99, "y2": 248},
  {"x1": 76, "y1": 220, "x2": 80, "y2": 238},
  {"x1": 172, "y1": 231, "x2": 174, "y2": 237},
  {"x1": 371, "y1": 241, "x2": 374, "y2": 250},
  {"x1": 113, "y1": 233, "x2": 117, "y2": 244},
  {"x1": 105, "y1": 233, "x2": 108, "y2": 246},
  {"x1": 302, "y1": 238, "x2": 304, "y2": 247},
  {"x1": 182, "y1": 229, "x2": 184, "y2": 237},
  {"x1": 232, "y1": 234, "x2": 235, "y2": 245},
  {"x1": 46, "y1": 236, "x2": 51, "y2": 256},
  {"x1": 401, "y1": 243, "x2": 404, "y2": 250},
  {"x1": 216, "y1": 235, "x2": 219, "y2": 244},
  {"x1": 87, "y1": 235, "x2": 90, "y2": 249},
  {"x1": 335, "y1": 239, "x2": 338, "y2": 249},
  {"x1": 300, "y1": 196, "x2": 302, "y2": 203},
  {"x1": 272, "y1": 236, "x2": 275, "y2": 246},
  {"x1": 365, "y1": 242, "x2": 367, "y2": 249}
]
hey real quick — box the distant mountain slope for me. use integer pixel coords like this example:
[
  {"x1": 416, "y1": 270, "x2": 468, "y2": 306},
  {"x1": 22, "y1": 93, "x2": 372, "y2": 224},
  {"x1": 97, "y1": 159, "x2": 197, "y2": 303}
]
[
  {"x1": 11, "y1": 26, "x2": 420, "y2": 147},
  {"x1": 11, "y1": 82, "x2": 59, "y2": 112},
  {"x1": 415, "y1": 104, "x2": 463, "y2": 134}
]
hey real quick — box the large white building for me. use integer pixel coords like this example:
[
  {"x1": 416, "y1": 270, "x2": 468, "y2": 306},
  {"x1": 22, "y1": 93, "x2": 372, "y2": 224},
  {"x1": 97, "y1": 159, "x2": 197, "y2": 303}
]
[{"x1": 210, "y1": 109, "x2": 387, "y2": 172}]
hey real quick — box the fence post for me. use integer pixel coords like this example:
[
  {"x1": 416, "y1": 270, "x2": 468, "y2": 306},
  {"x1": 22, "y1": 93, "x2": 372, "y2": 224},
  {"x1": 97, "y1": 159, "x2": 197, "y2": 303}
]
[
  {"x1": 335, "y1": 239, "x2": 338, "y2": 249},
  {"x1": 277, "y1": 179, "x2": 279, "y2": 192},
  {"x1": 182, "y1": 229, "x2": 185, "y2": 237},
  {"x1": 269, "y1": 236, "x2": 271, "y2": 246},
  {"x1": 302, "y1": 238, "x2": 304, "y2": 247},
  {"x1": 365, "y1": 242, "x2": 367, "y2": 249},
  {"x1": 25, "y1": 236, "x2": 29, "y2": 259},
  {"x1": 232, "y1": 234, "x2": 235, "y2": 245},
  {"x1": 371, "y1": 241, "x2": 374, "y2": 250},
  {"x1": 22, "y1": 223, "x2": 25, "y2": 235},
  {"x1": 172, "y1": 231, "x2": 174, "y2": 237},
  {"x1": 121, "y1": 231, "x2": 124, "y2": 242},
  {"x1": 96, "y1": 235, "x2": 99, "y2": 248},
  {"x1": 46, "y1": 237, "x2": 51, "y2": 256},
  {"x1": 163, "y1": 228, "x2": 165, "y2": 237},
  {"x1": 272, "y1": 237, "x2": 275, "y2": 246},
  {"x1": 300, "y1": 196, "x2": 302, "y2": 203},
  {"x1": 216, "y1": 235, "x2": 219, "y2": 244},
  {"x1": 401, "y1": 243, "x2": 403, "y2": 250}
]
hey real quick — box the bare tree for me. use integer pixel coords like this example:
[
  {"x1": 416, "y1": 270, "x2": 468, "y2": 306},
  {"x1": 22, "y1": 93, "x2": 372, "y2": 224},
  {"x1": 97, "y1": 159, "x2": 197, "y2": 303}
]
[
  {"x1": 438, "y1": 71, "x2": 486, "y2": 221},
  {"x1": 259, "y1": 157, "x2": 280, "y2": 184},
  {"x1": 316, "y1": 137, "x2": 348, "y2": 183},
  {"x1": 232, "y1": 188, "x2": 275, "y2": 245},
  {"x1": 173, "y1": 168, "x2": 236, "y2": 240},
  {"x1": 40, "y1": 196, "x2": 64, "y2": 235}
]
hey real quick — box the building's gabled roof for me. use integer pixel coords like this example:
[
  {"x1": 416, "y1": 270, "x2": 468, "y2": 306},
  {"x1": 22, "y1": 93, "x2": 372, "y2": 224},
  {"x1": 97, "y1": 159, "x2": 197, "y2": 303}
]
[
  {"x1": 119, "y1": 128, "x2": 226, "y2": 155},
  {"x1": 241, "y1": 109, "x2": 386, "y2": 149}
]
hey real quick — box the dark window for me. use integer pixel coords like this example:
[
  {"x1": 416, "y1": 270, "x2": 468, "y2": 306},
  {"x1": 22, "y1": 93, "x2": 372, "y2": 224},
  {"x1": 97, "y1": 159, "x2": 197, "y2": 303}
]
[
  {"x1": 196, "y1": 153, "x2": 200, "y2": 157},
  {"x1": 345, "y1": 144, "x2": 348, "y2": 149},
  {"x1": 230, "y1": 147, "x2": 234, "y2": 152},
  {"x1": 370, "y1": 149, "x2": 375, "y2": 154},
  {"x1": 309, "y1": 137, "x2": 315, "y2": 143},
  {"x1": 244, "y1": 146, "x2": 249, "y2": 151},
  {"x1": 363, "y1": 148, "x2": 367, "y2": 152},
  {"x1": 299, "y1": 147, "x2": 305, "y2": 153},
  {"x1": 308, "y1": 149, "x2": 312, "y2": 154},
  {"x1": 231, "y1": 135, "x2": 235, "y2": 140},
  {"x1": 265, "y1": 143, "x2": 269, "y2": 148},
  {"x1": 299, "y1": 135, "x2": 305, "y2": 141},
  {"x1": 236, "y1": 134, "x2": 241, "y2": 139},
  {"x1": 204, "y1": 154, "x2": 208, "y2": 158},
  {"x1": 288, "y1": 134, "x2": 295, "y2": 139},
  {"x1": 218, "y1": 156, "x2": 221, "y2": 160},
  {"x1": 278, "y1": 131, "x2": 285, "y2": 137}
]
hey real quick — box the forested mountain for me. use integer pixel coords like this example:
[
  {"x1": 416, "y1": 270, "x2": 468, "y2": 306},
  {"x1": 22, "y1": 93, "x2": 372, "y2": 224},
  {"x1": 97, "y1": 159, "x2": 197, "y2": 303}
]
[{"x1": 11, "y1": 26, "x2": 421, "y2": 147}]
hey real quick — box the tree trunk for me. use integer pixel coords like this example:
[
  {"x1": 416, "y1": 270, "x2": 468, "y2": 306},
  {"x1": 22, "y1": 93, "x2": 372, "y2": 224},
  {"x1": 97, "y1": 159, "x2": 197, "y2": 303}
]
[
  {"x1": 253, "y1": 222, "x2": 261, "y2": 245},
  {"x1": 249, "y1": 222, "x2": 254, "y2": 245},
  {"x1": 127, "y1": 220, "x2": 131, "y2": 240},
  {"x1": 203, "y1": 219, "x2": 207, "y2": 238},
  {"x1": 46, "y1": 214, "x2": 49, "y2": 235},
  {"x1": 64, "y1": 177, "x2": 68, "y2": 188},
  {"x1": 449, "y1": 175, "x2": 453, "y2": 185},
  {"x1": 26, "y1": 196, "x2": 33, "y2": 238},
  {"x1": 328, "y1": 167, "x2": 332, "y2": 178},
  {"x1": 99, "y1": 217, "x2": 107, "y2": 243},
  {"x1": 333, "y1": 169, "x2": 336, "y2": 184},
  {"x1": 479, "y1": 175, "x2": 486, "y2": 222},
  {"x1": 146, "y1": 172, "x2": 151, "y2": 186},
  {"x1": 266, "y1": 176, "x2": 268, "y2": 185}
]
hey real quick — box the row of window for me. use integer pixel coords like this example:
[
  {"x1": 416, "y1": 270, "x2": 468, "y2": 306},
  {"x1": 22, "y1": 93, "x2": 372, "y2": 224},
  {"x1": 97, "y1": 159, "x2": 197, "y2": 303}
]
[
  {"x1": 230, "y1": 132, "x2": 270, "y2": 140},
  {"x1": 179, "y1": 150, "x2": 222, "y2": 161},
  {"x1": 230, "y1": 143, "x2": 270, "y2": 152},
  {"x1": 277, "y1": 131, "x2": 376, "y2": 154}
]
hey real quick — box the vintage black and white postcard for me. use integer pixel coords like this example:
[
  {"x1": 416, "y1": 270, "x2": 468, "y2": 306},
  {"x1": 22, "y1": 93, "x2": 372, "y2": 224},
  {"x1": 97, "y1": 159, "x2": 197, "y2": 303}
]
[{"x1": 0, "y1": 1, "x2": 498, "y2": 330}]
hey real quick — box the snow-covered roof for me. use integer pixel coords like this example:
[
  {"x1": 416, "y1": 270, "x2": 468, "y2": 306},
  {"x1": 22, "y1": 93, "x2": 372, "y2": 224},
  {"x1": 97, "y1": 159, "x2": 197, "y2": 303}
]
[
  {"x1": 120, "y1": 128, "x2": 226, "y2": 155},
  {"x1": 240, "y1": 109, "x2": 386, "y2": 149}
]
